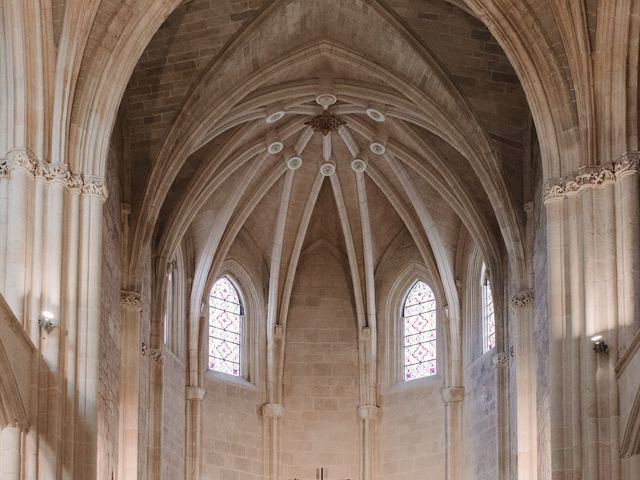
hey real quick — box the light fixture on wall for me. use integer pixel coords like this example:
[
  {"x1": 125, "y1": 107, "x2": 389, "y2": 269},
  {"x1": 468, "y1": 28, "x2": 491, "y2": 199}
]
[
  {"x1": 38, "y1": 310, "x2": 56, "y2": 333},
  {"x1": 591, "y1": 335, "x2": 609, "y2": 353}
]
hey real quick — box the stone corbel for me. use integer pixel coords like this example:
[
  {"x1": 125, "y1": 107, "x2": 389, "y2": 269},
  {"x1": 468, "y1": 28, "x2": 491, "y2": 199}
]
[
  {"x1": 440, "y1": 386, "x2": 464, "y2": 404},
  {"x1": 492, "y1": 352, "x2": 510, "y2": 369},
  {"x1": 141, "y1": 342, "x2": 162, "y2": 364},
  {"x1": 120, "y1": 291, "x2": 142, "y2": 311},
  {"x1": 185, "y1": 386, "x2": 207, "y2": 402},
  {"x1": 357, "y1": 404, "x2": 380, "y2": 421},
  {"x1": 510, "y1": 290, "x2": 533, "y2": 310},
  {"x1": 261, "y1": 402, "x2": 285, "y2": 419}
]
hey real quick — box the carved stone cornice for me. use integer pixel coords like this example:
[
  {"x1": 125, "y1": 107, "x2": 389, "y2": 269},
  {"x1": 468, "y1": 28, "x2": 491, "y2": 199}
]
[
  {"x1": 493, "y1": 352, "x2": 510, "y2": 368},
  {"x1": 357, "y1": 404, "x2": 380, "y2": 420},
  {"x1": 543, "y1": 152, "x2": 640, "y2": 202},
  {"x1": 185, "y1": 386, "x2": 207, "y2": 402},
  {"x1": 510, "y1": 290, "x2": 533, "y2": 309},
  {"x1": 440, "y1": 386, "x2": 465, "y2": 404},
  {"x1": 120, "y1": 291, "x2": 142, "y2": 311},
  {"x1": 261, "y1": 402, "x2": 285, "y2": 418}
]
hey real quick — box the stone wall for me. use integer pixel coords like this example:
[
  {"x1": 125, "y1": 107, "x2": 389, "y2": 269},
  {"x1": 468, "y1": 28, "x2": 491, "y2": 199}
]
[
  {"x1": 200, "y1": 376, "x2": 264, "y2": 479},
  {"x1": 98, "y1": 144, "x2": 122, "y2": 479},
  {"x1": 377, "y1": 381, "x2": 446, "y2": 480},
  {"x1": 463, "y1": 353, "x2": 498, "y2": 480},
  {"x1": 533, "y1": 167, "x2": 550, "y2": 478},
  {"x1": 281, "y1": 250, "x2": 360, "y2": 480},
  {"x1": 161, "y1": 350, "x2": 186, "y2": 479}
]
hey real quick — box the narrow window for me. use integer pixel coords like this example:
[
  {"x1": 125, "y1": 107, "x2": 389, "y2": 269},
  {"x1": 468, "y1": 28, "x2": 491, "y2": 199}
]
[
  {"x1": 403, "y1": 280, "x2": 437, "y2": 380},
  {"x1": 208, "y1": 276, "x2": 243, "y2": 376},
  {"x1": 482, "y1": 264, "x2": 495, "y2": 352}
]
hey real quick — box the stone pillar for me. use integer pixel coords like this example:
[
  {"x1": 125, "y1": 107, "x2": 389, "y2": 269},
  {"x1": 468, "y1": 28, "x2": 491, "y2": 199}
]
[
  {"x1": 357, "y1": 404, "x2": 379, "y2": 480},
  {"x1": 0, "y1": 427, "x2": 22, "y2": 480},
  {"x1": 185, "y1": 386, "x2": 206, "y2": 480},
  {"x1": 510, "y1": 291, "x2": 537, "y2": 480},
  {"x1": 441, "y1": 387, "x2": 464, "y2": 480},
  {"x1": 493, "y1": 351, "x2": 511, "y2": 480},
  {"x1": 543, "y1": 158, "x2": 634, "y2": 479},
  {"x1": 4, "y1": 149, "x2": 36, "y2": 322},
  {"x1": 262, "y1": 402, "x2": 285, "y2": 480},
  {"x1": 75, "y1": 177, "x2": 106, "y2": 480},
  {"x1": 118, "y1": 291, "x2": 142, "y2": 480},
  {"x1": 0, "y1": 158, "x2": 8, "y2": 291}
]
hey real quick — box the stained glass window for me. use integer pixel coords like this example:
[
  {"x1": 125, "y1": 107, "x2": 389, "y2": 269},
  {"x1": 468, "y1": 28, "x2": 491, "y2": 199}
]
[
  {"x1": 208, "y1": 276, "x2": 243, "y2": 376},
  {"x1": 482, "y1": 265, "x2": 495, "y2": 352},
  {"x1": 403, "y1": 280, "x2": 437, "y2": 381}
]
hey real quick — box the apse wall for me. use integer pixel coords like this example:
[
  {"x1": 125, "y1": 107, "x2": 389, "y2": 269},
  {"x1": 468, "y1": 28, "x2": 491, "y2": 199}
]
[
  {"x1": 281, "y1": 248, "x2": 360, "y2": 480},
  {"x1": 375, "y1": 236, "x2": 447, "y2": 480}
]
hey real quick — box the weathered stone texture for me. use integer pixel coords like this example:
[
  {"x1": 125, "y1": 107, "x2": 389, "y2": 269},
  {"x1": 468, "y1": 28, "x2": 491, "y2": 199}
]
[
  {"x1": 463, "y1": 353, "x2": 498, "y2": 480},
  {"x1": 98, "y1": 143, "x2": 123, "y2": 479}
]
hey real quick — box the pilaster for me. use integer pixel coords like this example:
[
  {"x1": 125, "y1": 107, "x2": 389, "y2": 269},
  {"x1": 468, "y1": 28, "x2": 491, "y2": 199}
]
[
  {"x1": 262, "y1": 402, "x2": 285, "y2": 480},
  {"x1": 441, "y1": 387, "x2": 463, "y2": 480}
]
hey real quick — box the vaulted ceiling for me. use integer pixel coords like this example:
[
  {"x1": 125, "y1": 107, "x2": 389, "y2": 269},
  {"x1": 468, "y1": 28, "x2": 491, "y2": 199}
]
[{"x1": 111, "y1": 0, "x2": 537, "y2": 384}]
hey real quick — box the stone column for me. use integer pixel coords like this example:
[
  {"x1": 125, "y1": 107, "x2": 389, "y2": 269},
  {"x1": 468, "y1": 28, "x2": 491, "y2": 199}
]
[
  {"x1": 4, "y1": 149, "x2": 36, "y2": 322},
  {"x1": 118, "y1": 291, "x2": 142, "y2": 480},
  {"x1": 510, "y1": 291, "x2": 537, "y2": 480},
  {"x1": 357, "y1": 404, "x2": 379, "y2": 480},
  {"x1": 0, "y1": 158, "x2": 9, "y2": 291},
  {"x1": 262, "y1": 402, "x2": 285, "y2": 480},
  {"x1": 185, "y1": 386, "x2": 206, "y2": 480},
  {"x1": 493, "y1": 351, "x2": 511, "y2": 480},
  {"x1": 441, "y1": 387, "x2": 464, "y2": 480},
  {"x1": 75, "y1": 177, "x2": 106, "y2": 480},
  {"x1": 543, "y1": 160, "x2": 628, "y2": 479}
]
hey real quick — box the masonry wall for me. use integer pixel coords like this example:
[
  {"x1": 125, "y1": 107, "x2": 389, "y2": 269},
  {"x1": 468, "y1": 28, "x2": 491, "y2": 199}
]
[
  {"x1": 377, "y1": 382, "x2": 446, "y2": 480},
  {"x1": 463, "y1": 353, "x2": 498, "y2": 480},
  {"x1": 98, "y1": 143, "x2": 123, "y2": 479},
  {"x1": 161, "y1": 350, "x2": 186, "y2": 480},
  {"x1": 200, "y1": 377, "x2": 264, "y2": 479},
  {"x1": 281, "y1": 250, "x2": 360, "y2": 480}
]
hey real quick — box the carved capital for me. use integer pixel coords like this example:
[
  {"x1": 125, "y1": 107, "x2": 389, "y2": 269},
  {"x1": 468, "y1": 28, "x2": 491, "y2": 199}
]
[
  {"x1": 510, "y1": 290, "x2": 533, "y2": 309},
  {"x1": 0, "y1": 158, "x2": 8, "y2": 176},
  {"x1": 120, "y1": 291, "x2": 142, "y2": 310},
  {"x1": 141, "y1": 343, "x2": 162, "y2": 363},
  {"x1": 543, "y1": 153, "x2": 640, "y2": 202},
  {"x1": 493, "y1": 352, "x2": 510, "y2": 368},
  {"x1": 6, "y1": 149, "x2": 37, "y2": 175},
  {"x1": 357, "y1": 404, "x2": 380, "y2": 420},
  {"x1": 186, "y1": 386, "x2": 207, "y2": 402},
  {"x1": 261, "y1": 402, "x2": 285, "y2": 418},
  {"x1": 615, "y1": 151, "x2": 640, "y2": 178},
  {"x1": 81, "y1": 175, "x2": 108, "y2": 199}
]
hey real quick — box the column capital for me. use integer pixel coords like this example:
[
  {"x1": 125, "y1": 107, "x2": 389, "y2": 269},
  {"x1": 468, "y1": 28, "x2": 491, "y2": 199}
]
[
  {"x1": 120, "y1": 291, "x2": 142, "y2": 311},
  {"x1": 510, "y1": 290, "x2": 534, "y2": 309},
  {"x1": 81, "y1": 175, "x2": 108, "y2": 199},
  {"x1": 357, "y1": 404, "x2": 380, "y2": 420},
  {"x1": 261, "y1": 402, "x2": 285, "y2": 418},
  {"x1": 543, "y1": 152, "x2": 640, "y2": 202},
  {"x1": 441, "y1": 386, "x2": 464, "y2": 404},
  {"x1": 5, "y1": 149, "x2": 37, "y2": 175},
  {"x1": 185, "y1": 386, "x2": 207, "y2": 402},
  {"x1": 141, "y1": 343, "x2": 162, "y2": 364},
  {"x1": 493, "y1": 352, "x2": 510, "y2": 369}
]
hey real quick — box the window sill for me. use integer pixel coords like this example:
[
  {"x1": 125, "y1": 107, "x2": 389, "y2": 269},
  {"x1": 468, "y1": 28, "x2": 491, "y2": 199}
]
[
  {"x1": 468, "y1": 347, "x2": 495, "y2": 369},
  {"x1": 204, "y1": 370, "x2": 258, "y2": 390},
  {"x1": 386, "y1": 374, "x2": 443, "y2": 394}
]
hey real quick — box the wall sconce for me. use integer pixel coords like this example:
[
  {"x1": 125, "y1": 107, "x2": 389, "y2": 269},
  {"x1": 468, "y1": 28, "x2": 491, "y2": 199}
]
[
  {"x1": 591, "y1": 335, "x2": 609, "y2": 353},
  {"x1": 38, "y1": 311, "x2": 56, "y2": 333}
]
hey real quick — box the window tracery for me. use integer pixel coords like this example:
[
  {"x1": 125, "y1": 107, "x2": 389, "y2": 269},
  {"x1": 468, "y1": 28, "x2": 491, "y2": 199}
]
[
  {"x1": 208, "y1": 276, "x2": 243, "y2": 376},
  {"x1": 403, "y1": 280, "x2": 437, "y2": 380},
  {"x1": 481, "y1": 264, "x2": 495, "y2": 352}
]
